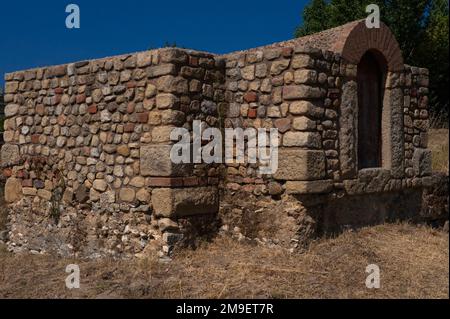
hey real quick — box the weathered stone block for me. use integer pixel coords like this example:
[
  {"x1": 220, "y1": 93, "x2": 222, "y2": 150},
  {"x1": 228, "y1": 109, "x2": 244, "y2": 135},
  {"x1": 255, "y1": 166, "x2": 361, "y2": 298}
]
[
  {"x1": 270, "y1": 59, "x2": 290, "y2": 75},
  {"x1": 294, "y1": 70, "x2": 317, "y2": 84},
  {"x1": 117, "y1": 145, "x2": 130, "y2": 156},
  {"x1": 156, "y1": 93, "x2": 179, "y2": 109},
  {"x1": 100, "y1": 190, "x2": 116, "y2": 204},
  {"x1": 147, "y1": 64, "x2": 177, "y2": 78},
  {"x1": 151, "y1": 126, "x2": 175, "y2": 143},
  {"x1": 136, "y1": 188, "x2": 151, "y2": 203},
  {"x1": 4, "y1": 104, "x2": 19, "y2": 117},
  {"x1": 292, "y1": 116, "x2": 316, "y2": 131},
  {"x1": 136, "y1": 51, "x2": 152, "y2": 67},
  {"x1": 228, "y1": 103, "x2": 241, "y2": 118},
  {"x1": 152, "y1": 186, "x2": 219, "y2": 217},
  {"x1": 283, "y1": 85, "x2": 325, "y2": 100},
  {"x1": 5, "y1": 177, "x2": 23, "y2": 203},
  {"x1": 23, "y1": 187, "x2": 38, "y2": 196},
  {"x1": 156, "y1": 75, "x2": 188, "y2": 94},
  {"x1": 286, "y1": 180, "x2": 333, "y2": 194},
  {"x1": 92, "y1": 179, "x2": 108, "y2": 192},
  {"x1": 343, "y1": 168, "x2": 391, "y2": 194},
  {"x1": 159, "y1": 49, "x2": 188, "y2": 64},
  {"x1": 241, "y1": 65, "x2": 255, "y2": 80},
  {"x1": 289, "y1": 101, "x2": 324, "y2": 118},
  {"x1": 1, "y1": 144, "x2": 20, "y2": 164},
  {"x1": 140, "y1": 144, "x2": 192, "y2": 177},
  {"x1": 274, "y1": 118, "x2": 291, "y2": 133},
  {"x1": 283, "y1": 131, "x2": 321, "y2": 148},
  {"x1": 339, "y1": 80, "x2": 357, "y2": 179},
  {"x1": 4, "y1": 82, "x2": 19, "y2": 94},
  {"x1": 161, "y1": 110, "x2": 185, "y2": 125},
  {"x1": 383, "y1": 87, "x2": 405, "y2": 178},
  {"x1": 291, "y1": 54, "x2": 315, "y2": 69},
  {"x1": 119, "y1": 188, "x2": 136, "y2": 202},
  {"x1": 37, "y1": 189, "x2": 52, "y2": 200},
  {"x1": 274, "y1": 149, "x2": 326, "y2": 180}
]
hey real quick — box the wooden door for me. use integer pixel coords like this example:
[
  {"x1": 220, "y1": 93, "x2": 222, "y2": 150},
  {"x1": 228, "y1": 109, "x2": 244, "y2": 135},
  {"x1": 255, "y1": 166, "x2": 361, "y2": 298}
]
[{"x1": 357, "y1": 51, "x2": 384, "y2": 169}]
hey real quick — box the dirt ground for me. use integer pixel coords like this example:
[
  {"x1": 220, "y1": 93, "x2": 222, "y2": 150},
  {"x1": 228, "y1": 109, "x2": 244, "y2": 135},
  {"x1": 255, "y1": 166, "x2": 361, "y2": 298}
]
[{"x1": 0, "y1": 222, "x2": 448, "y2": 299}]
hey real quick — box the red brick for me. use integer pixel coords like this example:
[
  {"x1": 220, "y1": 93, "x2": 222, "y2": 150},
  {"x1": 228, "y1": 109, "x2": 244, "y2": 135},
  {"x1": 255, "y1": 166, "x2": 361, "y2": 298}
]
[
  {"x1": 148, "y1": 177, "x2": 183, "y2": 187},
  {"x1": 82, "y1": 146, "x2": 90, "y2": 156},
  {"x1": 54, "y1": 87, "x2": 64, "y2": 94},
  {"x1": 274, "y1": 118, "x2": 291, "y2": 133},
  {"x1": 76, "y1": 94, "x2": 86, "y2": 104},
  {"x1": 243, "y1": 92, "x2": 258, "y2": 103},
  {"x1": 254, "y1": 178, "x2": 264, "y2": 184},
  {"x1": 137, "y1": 112, "x2": 149, "y2": 123},
  {"x1": 226, "y1": 175, "x2": 242, "y2": 183},
  {"x1": 242, "y1": 177, "x2": 254, "y2": 184},
  {"x1": 54, "y1": 94, "x2": 62, "y2": 104},
  {"x1": 127, "y1": 81, "x2": 136, "y2": 88},
  {"x1": 189, "y1": 56, "x2": 199, "y2": 66},
  {"x1": 22, "y1": 179, "x2": 33, "y2": 187},
  {"x1": 127, "y1": 103, "x2": 135, "y2": 114},
  {"x1": 242, "y1": 184, "x2": 255, "y2": 193},
  {"x1": 87, "y1": 104, "x2": 97, "y2": 114},
  {"x1": 226, "y1": 183, "x2": 241, "y2": 191},
  {"x1": 183, "y1": 177, "x2": 199, "y2": 186},
  {"x1": 36, "y1": 104, "x2": 45, "y2": 116},
  {"x1": 248, "y1": 108, "x2": 257, "y2": 119},
  {"x1": 124, "y1": 123, "x2": 135, "y2": 133},
  {"x1": 31, "y1": 134, "x2": 40, "y2": 144}
]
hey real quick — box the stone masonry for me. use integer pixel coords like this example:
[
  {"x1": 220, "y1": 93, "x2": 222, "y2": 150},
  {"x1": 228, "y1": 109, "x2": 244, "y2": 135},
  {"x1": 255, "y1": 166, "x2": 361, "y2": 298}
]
[{"x1": 1, "y1": 20, "x2": 445, "y2": 258}]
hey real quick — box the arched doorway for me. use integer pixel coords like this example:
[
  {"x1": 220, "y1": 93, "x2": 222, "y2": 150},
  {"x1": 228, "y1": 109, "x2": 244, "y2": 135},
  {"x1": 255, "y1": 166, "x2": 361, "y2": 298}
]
[{"x1": 357, "y1": 50, "x2": 387, "y2": 169}]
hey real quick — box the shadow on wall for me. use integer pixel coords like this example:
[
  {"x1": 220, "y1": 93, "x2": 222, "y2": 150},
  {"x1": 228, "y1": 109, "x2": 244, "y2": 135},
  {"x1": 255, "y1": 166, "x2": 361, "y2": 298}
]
[{"x1": 316, "y1": 189, "x2": 424, "y2": 234}]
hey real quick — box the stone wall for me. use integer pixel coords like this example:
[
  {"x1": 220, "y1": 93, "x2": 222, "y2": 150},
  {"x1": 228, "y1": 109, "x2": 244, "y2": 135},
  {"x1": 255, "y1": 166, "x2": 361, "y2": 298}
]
[
  {"x1": 222, "y1": 45, "x2": 345, "y2": 195},
  {"x1": 220, "y1": 43, "x2": 433, "y2": 195},
  {"x1": 215, "y1": 41, "x2": 438, "y2": 246},
  {"x1": 1, "y1": 20, "x2": 445, "y2": 257},
  {"x1": 1, "y1": 48, "x2": 224, "y2": 257}
]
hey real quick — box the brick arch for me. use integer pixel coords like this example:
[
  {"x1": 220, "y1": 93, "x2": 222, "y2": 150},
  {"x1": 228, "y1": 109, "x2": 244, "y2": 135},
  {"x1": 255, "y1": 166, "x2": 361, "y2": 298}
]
[{"x1": 332, "y1": 20, "x2": 404, "y2": 72}]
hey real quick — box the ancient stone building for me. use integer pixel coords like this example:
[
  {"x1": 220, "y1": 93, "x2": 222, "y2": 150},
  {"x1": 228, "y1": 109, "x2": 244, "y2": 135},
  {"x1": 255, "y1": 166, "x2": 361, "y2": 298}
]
[{"x1": 1, "y1": 20, "x2": 443, "y2": 257}]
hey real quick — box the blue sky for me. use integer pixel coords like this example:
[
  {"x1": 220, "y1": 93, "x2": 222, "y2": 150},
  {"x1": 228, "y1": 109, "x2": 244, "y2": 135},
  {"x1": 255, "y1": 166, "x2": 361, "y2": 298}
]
[{"x1": 0, "y1": 0, "x2": 307, "y2": 86}]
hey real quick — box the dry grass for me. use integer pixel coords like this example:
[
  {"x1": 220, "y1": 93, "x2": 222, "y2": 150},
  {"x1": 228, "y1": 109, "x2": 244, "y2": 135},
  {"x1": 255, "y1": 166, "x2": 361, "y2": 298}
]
[
  {"x1": 429, "y1": 129, "x2": 449, "y2": 173},
  {"x1": 0, "y1": 223, "x2": 447, "y2": 299}
]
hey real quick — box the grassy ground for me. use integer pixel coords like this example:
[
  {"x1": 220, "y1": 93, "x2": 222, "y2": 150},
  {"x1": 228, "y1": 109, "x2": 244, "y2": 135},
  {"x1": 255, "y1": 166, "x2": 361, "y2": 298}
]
[
  {"x1": 0, "y1": 223, "x2": 448, "y2": 299},
  {"x1": 429, "y1": 129, "x2": 449, "y2": 173}
]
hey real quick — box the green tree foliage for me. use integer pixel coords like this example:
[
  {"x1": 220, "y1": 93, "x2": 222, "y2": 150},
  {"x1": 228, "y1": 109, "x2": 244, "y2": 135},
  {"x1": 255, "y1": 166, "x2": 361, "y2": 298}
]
[
  {"x1": 295, "y1": 0, "x2": 449, "y2": 121},
  {"x1": 415, "y1": 0, "x2": 449, "y2": 118},
  {"x1": 295, "y1": 0, "x2": 332, "y2": 37},
  {"x1": 328, "y1": 0, "x2": 382, "y2": 25}
]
